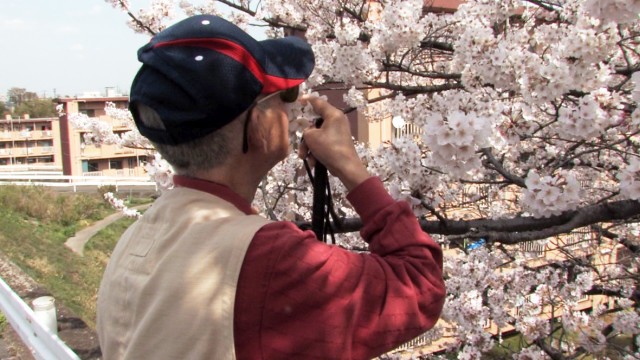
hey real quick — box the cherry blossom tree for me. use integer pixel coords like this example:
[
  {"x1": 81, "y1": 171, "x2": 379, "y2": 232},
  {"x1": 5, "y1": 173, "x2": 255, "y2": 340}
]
[{"x1": 78, "y1": 0, "x2": 640, "y2": 358}]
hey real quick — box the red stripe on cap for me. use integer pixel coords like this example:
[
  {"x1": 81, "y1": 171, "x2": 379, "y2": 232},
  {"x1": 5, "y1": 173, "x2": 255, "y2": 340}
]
[
  {"x1": 154, "y1": 38, "x2": 301, "y2": 94},
  {"x1": 155, "y1": 38, "x2": 264, "y2": 80},
  {"x1": 262, "y1": 75, "x2": 305, "y2": 93}
]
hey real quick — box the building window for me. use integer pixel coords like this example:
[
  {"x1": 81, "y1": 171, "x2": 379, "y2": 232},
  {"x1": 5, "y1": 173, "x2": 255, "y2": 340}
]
[
  {"x1": 109, "y1": 160, "x2": 123, "y2": 170},
  {"x1": 82, "y1": 161, "x2": 99, "y2": 173},
  {"x1": 80, "y1": 109, "x2": 96, "y2": 117}
]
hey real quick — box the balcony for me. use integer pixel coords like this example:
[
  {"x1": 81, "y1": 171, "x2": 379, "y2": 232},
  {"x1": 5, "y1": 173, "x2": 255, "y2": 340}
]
[{"x1": 0, "y1": 130, "x2": 54, "y2": 141}]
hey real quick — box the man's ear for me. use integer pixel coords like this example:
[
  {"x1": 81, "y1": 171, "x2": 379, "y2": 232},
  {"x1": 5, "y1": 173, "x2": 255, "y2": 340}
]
[{"x1": 246, "y1": 108, "x2": 269, "y2": 153}]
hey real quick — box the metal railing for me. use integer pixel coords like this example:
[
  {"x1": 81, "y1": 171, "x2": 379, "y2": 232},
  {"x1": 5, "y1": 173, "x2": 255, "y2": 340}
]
[
  {"x1": 0, "y1": 173, "x2": 158, "y2": 192},
  {"x1": 0, "y1": 277, "x2": 80, "y2": 360}
]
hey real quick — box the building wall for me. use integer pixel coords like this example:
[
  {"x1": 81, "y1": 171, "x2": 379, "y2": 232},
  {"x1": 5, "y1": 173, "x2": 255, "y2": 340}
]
[
  {"x1": 0, "y1": 115, "x2": 62, "y2": 170},
  {"x1": 57, "y1": 97, "x2": 150, "y2": 176}
]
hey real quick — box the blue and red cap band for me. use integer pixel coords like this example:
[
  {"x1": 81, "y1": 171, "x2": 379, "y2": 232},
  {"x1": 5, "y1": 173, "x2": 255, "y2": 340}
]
[{"x1": 129, "y1": 15, "x2": 315, "y2": 145}]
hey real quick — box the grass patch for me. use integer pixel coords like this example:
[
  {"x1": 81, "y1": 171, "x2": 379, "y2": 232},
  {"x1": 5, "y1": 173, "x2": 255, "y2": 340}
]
[
  {"x1": 0, "y1": 185, "x2": 152, "y2": 328},
  {"x1": 0, "y1": 311, "x2": 7, "y2": 334}
]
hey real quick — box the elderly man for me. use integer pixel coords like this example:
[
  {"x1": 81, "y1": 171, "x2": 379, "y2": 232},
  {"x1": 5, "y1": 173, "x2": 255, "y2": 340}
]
[{"x1": 97, "y1": 14, "x2": 445, "y2": 360}]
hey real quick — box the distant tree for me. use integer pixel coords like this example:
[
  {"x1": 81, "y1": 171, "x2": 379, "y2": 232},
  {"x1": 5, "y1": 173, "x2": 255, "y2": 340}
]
[
  {"x1": 0, "y1": 101, "x2": 7, "y2": 116},
  {"x1": 13, "y1": 99, "x2": 56, "y2": 118},
  {"x1": 7, "y1": 87, "x2": 38, "y2": 107}
]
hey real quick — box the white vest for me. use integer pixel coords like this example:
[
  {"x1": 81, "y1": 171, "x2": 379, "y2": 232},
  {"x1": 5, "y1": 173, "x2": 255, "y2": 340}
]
[{"x1": 97, "y1": 187, "x2": 270, "y2": 360}]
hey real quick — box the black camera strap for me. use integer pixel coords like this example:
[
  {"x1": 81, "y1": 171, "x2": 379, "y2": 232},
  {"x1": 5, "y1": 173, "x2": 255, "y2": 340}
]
[
  {"x1": 303, "y1": 118, "x2": 338, "y2": 243},
  {"x1": 303, "y1": 160, "x2": 335, "y2": 243}
]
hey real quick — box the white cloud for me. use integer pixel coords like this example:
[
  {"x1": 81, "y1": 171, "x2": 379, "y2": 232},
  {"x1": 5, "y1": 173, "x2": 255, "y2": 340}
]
[
  {"x1": 89, "y1": 4, "x2": 104, "y2": 14},
  {"x1": 57, "y1": 25, "x2": 78, "y2": 33},
  {"x1": 1, "y1": 17, "x2": 27, "y2": 29},
  {"x1": 69, "y1": 43, "x2": 84, "y2": 52}
]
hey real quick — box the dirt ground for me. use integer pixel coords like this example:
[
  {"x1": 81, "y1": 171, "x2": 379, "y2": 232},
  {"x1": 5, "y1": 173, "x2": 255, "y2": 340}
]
[{"x1": 0, "y1": 252, "x2": 101, "y2": 359}]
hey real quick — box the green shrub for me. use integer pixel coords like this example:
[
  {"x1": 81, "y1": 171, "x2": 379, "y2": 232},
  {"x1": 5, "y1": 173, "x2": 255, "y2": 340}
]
[
  {"x1": 0, "y1": 185, "x2": 111, "y2": 225},
  {"x1": 97, "y1": 185, "x2": 117, "y2": 198}
]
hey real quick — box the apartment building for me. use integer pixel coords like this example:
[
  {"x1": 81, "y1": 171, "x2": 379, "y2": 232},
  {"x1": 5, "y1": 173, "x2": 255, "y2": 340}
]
[
  {"x1": 0, "y1": 115, "x2": 62, "y2": 169},
  {"x1": 57, "y1": 96, "x2": 150, "y2": 176}
]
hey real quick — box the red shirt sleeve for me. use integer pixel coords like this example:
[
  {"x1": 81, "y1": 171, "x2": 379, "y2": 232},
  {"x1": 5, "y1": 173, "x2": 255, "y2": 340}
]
[{"x1": 234, "y1": 177, "x2": 445, "y2": 360}]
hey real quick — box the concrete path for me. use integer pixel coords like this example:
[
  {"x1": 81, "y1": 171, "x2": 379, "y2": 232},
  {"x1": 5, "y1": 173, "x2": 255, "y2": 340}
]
[{"x1": 65, "y1": 204, "x2": 151, "y2": 256}]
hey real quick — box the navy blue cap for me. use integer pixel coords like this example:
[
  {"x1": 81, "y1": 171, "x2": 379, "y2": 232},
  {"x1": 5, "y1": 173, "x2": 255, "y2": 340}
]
[{"x1": 129, "y1": 15, "x2": 315, "y2": 145}]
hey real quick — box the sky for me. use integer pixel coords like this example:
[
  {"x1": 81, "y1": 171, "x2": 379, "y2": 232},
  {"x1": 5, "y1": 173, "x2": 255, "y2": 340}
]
[{"x1": 0, "y1": 1, "x2": 155, "y2": 99}]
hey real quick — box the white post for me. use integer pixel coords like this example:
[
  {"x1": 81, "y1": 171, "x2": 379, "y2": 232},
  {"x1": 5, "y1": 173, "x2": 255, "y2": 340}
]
[
  {"x1": 32, "y1": 296, "x2": 58, "y2": 335},
  {"x1": 0, "y1": 277, "x2": 80, "y2": 360}
]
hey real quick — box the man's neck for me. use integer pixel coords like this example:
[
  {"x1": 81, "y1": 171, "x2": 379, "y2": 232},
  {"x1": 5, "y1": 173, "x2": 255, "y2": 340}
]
[{"x1": 192, "y1": 158, "x2": 266, "y2": 204}]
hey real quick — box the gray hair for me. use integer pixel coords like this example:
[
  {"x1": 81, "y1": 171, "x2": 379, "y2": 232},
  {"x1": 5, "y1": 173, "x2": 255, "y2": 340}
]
[{"x1": 135, "y1": 103, "x2": 242, "y2": 176}]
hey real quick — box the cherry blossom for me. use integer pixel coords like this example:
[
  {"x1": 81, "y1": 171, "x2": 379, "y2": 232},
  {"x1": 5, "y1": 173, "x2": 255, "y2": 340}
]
[
  {"x1": 79, "y1": 0, "x2": 640, "y2": 357},
  {"x1": 103, "y1": 192, "x2": 142, "y2": 218}
]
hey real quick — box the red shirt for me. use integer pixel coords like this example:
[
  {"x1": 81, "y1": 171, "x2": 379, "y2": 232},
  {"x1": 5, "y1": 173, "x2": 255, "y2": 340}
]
[{"x1": 173, "y1": 175, "x2": 445, "y2": 360}]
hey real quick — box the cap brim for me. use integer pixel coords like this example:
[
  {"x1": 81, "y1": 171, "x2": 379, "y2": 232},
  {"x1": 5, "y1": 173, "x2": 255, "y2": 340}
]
[{"x1": 259, "y1": 36, "x2": 315, "y2": 93}]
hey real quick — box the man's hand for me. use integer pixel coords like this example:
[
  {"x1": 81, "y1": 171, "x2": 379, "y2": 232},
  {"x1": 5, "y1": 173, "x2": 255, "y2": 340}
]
[{"x1": 298, "y1": 96, "x2": 370, "y2": 192}]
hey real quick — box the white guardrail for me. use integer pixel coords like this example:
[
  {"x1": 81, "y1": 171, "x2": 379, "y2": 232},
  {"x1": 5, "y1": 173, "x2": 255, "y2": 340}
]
[
  {"x1": 0, "y1": 173, "x2": 158, "y2": 192},
  {"x1": 0, "y1": 277, "x2": 80, "y2": 360}
]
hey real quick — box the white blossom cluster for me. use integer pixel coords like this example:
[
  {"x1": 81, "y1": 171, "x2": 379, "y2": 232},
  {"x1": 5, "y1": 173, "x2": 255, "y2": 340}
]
[
  {"x1": 513, "y1": 346, "x2": 549, "y2": 360},
  {"x1": 104, "y1": 0, "x2": 177, "y2": 34},
  {"x1": 334, "y1": 18, "x2": 361, "y2": 46},
  {"x1": 103, "y1": 192, "x2": 142, "y2": 218},
  {"x1": 144, "y1": 152, "x2": 174, "y2": 192},
  {"x1": 583, "y1": 0, "x2": 640, "y2": 24},
  {"x1": 255, "y1": 0, "x2": 309, "y2": 29},
  {"x1": 633, "y1": 72, "x2": 640, "y2": 104},
  {"x1": 612, "y1": 310, "x2": 640, "y2": 335},
  {"x1": 632, "y1": 72, "x2": 640, "y2": 126},
  {"x1": 178, "y1": 0, "x2": 222, "y2": 18},
  {"x1": 285, "y1": 89, "x2": 325, "y2": 137},
  {"x1": 367, "y1": 137, "x2": 443, "y2": 215},
  {"x1": 442, "y1": 248, "x2": 502, "y2": 352},
  {"x1": 453, "y1": 1, "x2": 620, "y2": 105},
  {"x1": 368, "y1": 0, "x2": 425, "y2": 54},
  {"x1": 422, "y1": 110, "x2": 492, "y2": 178},
  {"x1": 556, "y1": 90, "x2": 620, "y2": 140},
  {"x1": 439, "y1": 241, "x2": 634, "y2": 357},
  {"x1": 522, "y1": 171, "x2": 582, "y2": 218},
  {"x1": 311, "y1": 43, "x2": 378, "y2": 85},
  {"x1": 104, "y1": 102, "x2": 155, "y2": 149},
  {"x1": 617, "y1": 157, "x2": 640, "y2": 200},
  {"x1": 343, "y1": 86, "x2": 367, "y2": 110},
  {"x1": 67, "y1": 112, "x2": 121, "y2": 147}
]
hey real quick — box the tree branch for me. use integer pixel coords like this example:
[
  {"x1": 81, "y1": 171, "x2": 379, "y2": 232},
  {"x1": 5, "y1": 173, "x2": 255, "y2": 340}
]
[
  {"x1": 112, "y1": 0, "x2": 157, "y2": 35},
  {"x1": 535, "y1": 338, "x2": 566, "y2": 360},
  {"x1": 363, "y1": 81, "x2": 464, "y2": 95},
  {"x1": 420, "y1": 40, "x2": 455, "y2": 52},
  {"x1": 522, "y1": 0, "x2": 561, "y2": 12},
  {"x1": 481, "y1": 148, "x2": 526, "y2": 187},
  {"x1": 585, "y1": 286, "x2": 640, "y2": 303},
  {"x1": 295, "y1": 199, "x2": 640, "y2": 244}
]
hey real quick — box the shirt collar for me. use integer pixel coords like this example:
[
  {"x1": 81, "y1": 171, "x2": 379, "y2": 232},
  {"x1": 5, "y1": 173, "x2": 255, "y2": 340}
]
[{"x1": 172, "y1": 175, "x2": 256, "y2": 215}]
